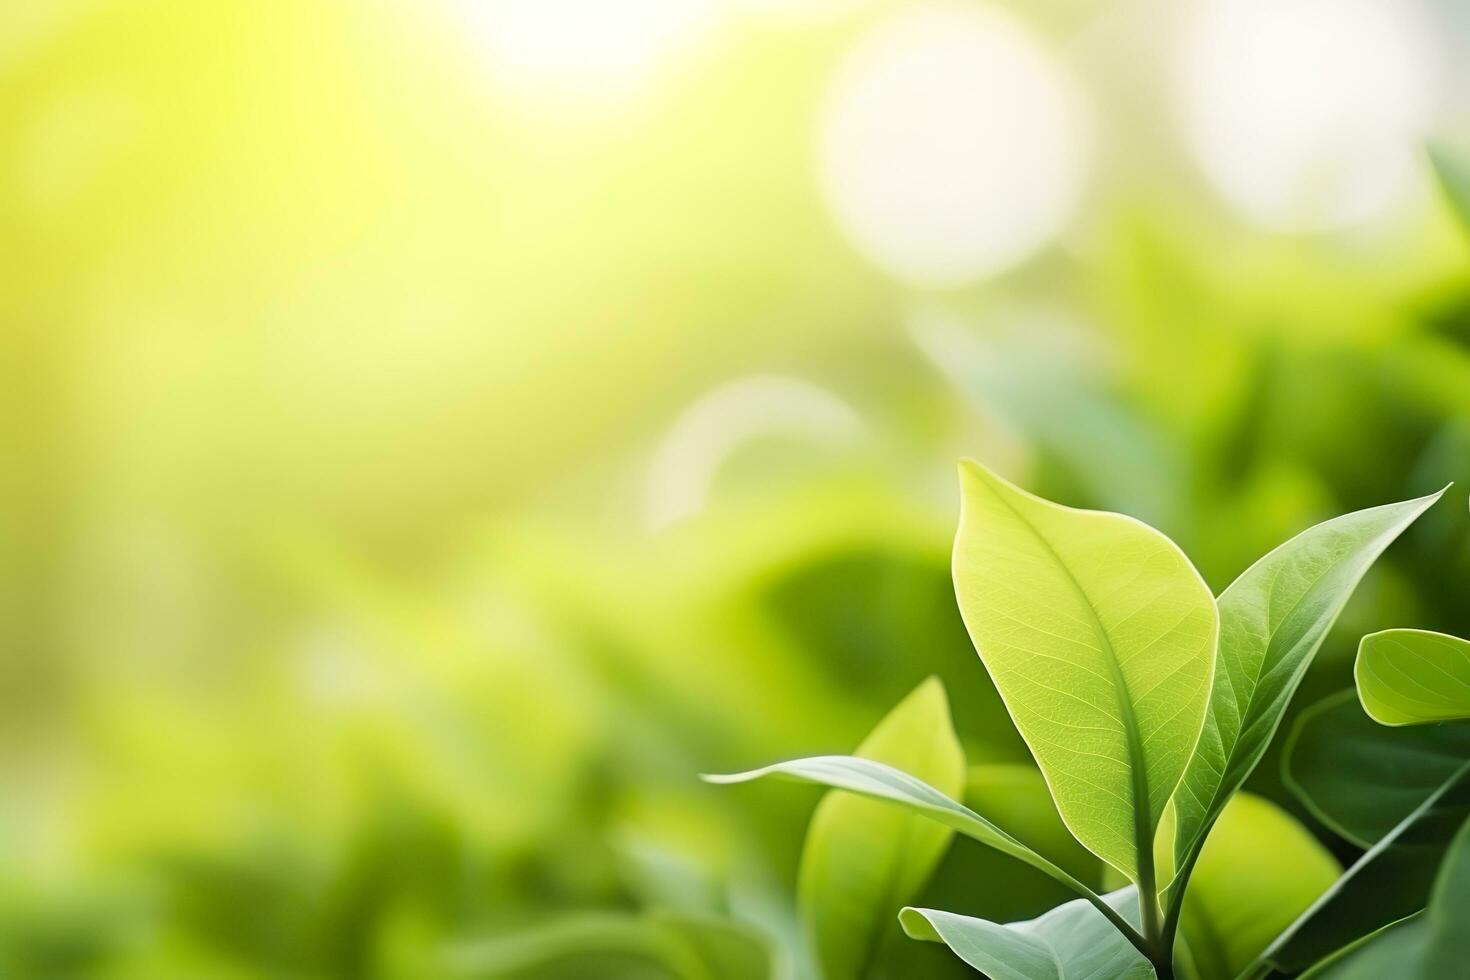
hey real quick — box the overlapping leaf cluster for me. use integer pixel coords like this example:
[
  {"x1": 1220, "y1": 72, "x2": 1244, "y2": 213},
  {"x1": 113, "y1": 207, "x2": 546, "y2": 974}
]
[{"x1": 715, "y1": 461, "x2": 1448, "y2": 979}]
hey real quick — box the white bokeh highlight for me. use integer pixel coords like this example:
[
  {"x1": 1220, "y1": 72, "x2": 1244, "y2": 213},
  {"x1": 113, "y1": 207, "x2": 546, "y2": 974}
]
[
  {"x1": 1175, "y1": 0, "x2": 1441, "y2": 232},
  {"x1": 450, "y1": 0, "x2": 720, "y2": 96},
  {"x1": 644, "y1": 376, "x2": 862, "y2": 530},
  {"x1": 818, "y1": 3, "x2": 1089, "y2": 287}
]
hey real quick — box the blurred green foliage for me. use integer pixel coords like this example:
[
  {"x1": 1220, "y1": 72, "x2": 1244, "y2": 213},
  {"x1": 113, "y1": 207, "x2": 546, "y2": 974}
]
[{"x1": 3, "y1": 1, "x2": 1470, "y2": 977}]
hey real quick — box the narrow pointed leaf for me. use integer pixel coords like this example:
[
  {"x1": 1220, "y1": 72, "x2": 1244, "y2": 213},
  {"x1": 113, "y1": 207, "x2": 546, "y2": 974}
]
[
  {"x1": 706, "y1": 756, "x2": 1086, "y2": 892},
  {"x1": 899, "y1": 888, "x2": 1153, "y2": 980},
  {"x1": 1356, "y1": 629, "x2": 1470, "y2": 726},
  {"x1": 704, "y1": 753, "x2": 1155, "y2": 955},
  {"x1": 952, "y1": 460, "x2": 1218, "y2": 881},
  {"x1": 1169, "y1": 492, "x2": 1443, "y2": 880},
  {"x1": 798, "y1": 678, "x2": 966, "y2": 980}
]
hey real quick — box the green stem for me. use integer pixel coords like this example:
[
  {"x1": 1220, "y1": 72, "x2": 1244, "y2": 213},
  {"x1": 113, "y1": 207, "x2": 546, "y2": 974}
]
[
  {"x1": 1161, "y1": 812, "x2": 1215, "y2": 960},
  {"x1": 1041, "y1": 864, "x2": 1155, "y2": 965},
  {"x1": 1136, "y1": 839, "x2": 1162, "y2": 943},
  {"x1": 1159, "y1": 860, "x2": 1193, "y2": 964}
]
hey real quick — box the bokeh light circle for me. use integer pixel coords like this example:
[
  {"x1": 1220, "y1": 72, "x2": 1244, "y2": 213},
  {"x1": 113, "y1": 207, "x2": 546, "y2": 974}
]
[
  {"x1": 1175, "y1": 0, "x2": 1441, "y2": 232},
  {"x1": 818, "y1": 2, "x2": 1089, "y2": 287},
  {"x1": 450, "y1": 0, "x2": 721, "y2": 96}
]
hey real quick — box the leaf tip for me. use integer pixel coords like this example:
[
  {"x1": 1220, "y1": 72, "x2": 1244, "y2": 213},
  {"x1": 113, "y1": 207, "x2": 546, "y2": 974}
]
[
  {"x1": 912, "y1": 673, "x2": 947, "y2": 703},
  {"x1": 898, "y1": 908, "x2": 942, "y2": 943},
  {"x1": 700, "y1": 770, "x2": 757, "y2": 785}
]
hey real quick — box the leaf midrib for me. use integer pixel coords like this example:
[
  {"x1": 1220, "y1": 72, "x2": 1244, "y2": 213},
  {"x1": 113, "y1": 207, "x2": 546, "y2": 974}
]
[{"x1": 980, "y1": 478, "x2": 1155, "y2": 878}]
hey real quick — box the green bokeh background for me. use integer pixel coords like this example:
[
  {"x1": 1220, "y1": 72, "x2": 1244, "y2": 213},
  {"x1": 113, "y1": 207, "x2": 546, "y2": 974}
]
[{"x1": 3, "y1": 1, "x2": 1470, "y2": 976}]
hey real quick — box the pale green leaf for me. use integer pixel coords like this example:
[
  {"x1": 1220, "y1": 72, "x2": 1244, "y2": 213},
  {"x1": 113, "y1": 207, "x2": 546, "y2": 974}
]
[
  {"x1": 952, "y1": 459, "x2": 1218, "y2": 883},
  {"x1": 706, "y1": 756, "x2": 1081, "y2": 895},
  {"x1": 1168, "y1": 492, "x2": 1442, "y2": 883},
  {"x1": 797, "y1": 677, "x2": 965, "y2": 980},
  {"x1": 899, "y1": 887, "x2": 1153, "y2": 980},
  {"x1": 1178, "y1": 793, "x2": 1339, "y2": 980},
  {"x1": 1356, "y1": 629, "x2": 1470, "y2": 726},
  {"x1": 704, "y1": 755, "x2": 1147, "y2": 953}
]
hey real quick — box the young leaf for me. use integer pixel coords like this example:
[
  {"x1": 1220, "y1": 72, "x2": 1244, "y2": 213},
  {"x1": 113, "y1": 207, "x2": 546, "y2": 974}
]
[
  {"x1": 1356, "y1": 629, "x2": 1470, "y2": 726},
  {"x1": 899, "y1": 887, "x2": 1152, "y2": 980},
  {"x1": 1168, "y1": 492, "x2": 1443, "y2": 884},
  {"x1": 1177, "y1": 793, "x2": 1339, "y2": 980},
  {"x1": 704, "y1": 756, "x2": 1148, "y2": 955},
  {"x1": 952, "y1": 460, "x2": 1218, "y2": 886},
  {"x1": 797, "y1": 677, "x2": 966, "y2": 980},
  {"x1": 1300, "y1": 815, "x2": 1470, "y2": 978}
]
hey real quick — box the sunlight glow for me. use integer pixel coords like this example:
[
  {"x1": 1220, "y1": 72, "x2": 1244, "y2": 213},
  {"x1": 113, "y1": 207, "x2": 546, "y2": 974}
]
[
  {"x1": 817, "y1": 3, "x2": 1089, "y2": 287},
  {"x1": 1176, "y1": 0, "x2": 1441, "y2": 232},
  {"x1": 449, "y1": 0, "x2": 720, "y2": 96}
]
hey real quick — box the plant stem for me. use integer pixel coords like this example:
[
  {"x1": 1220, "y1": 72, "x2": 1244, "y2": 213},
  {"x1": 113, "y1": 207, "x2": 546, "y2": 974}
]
[
  {"x1": 1161, "y1": 825, "x2": 1209, "y2": 959},
  {"x1": 1045, "y1": 865, "x2": 1154, "y2": 964},
  {"x1": 1046, "y1": 862, "x2": 1178, "y2": 978}
]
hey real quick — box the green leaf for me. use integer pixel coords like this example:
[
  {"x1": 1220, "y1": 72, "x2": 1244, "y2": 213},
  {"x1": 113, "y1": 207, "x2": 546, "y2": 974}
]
[
  {"x1": 797, "y1": 677, "x2": 966, "y2": 980},
  {"x1": 708, "y1": 756, "x2": 1085, "y2": 898},
  {"x1": 1178, "y1": 793, "x2": 1339, "y2": 980},
  {"x1": 1299, "y1": 916, "x2": 1427, "y2": 980},
  {"x1": 1168, "y1": 492, "x2": 1443, "y2": 885},
  {"x1": 1356, "y1": 629, "x2": 1470, "y2": 726},
  {"x1": 1255, "y1": 694, "x2": 1470, "y2": 974},
  {"x1": 899, "y1": 887, "x2": 1153, "y2": 980},
  {"x1": 1302, "y1": 814, "x2": 1470, "y2": 978},
  {"x1": 1420, "y1": 816, "x2": 1470, "y2": 976},
  {"x1": 1284, "y1": 691, "x2": 1470, "y2": 847},
  {"x1": 704, "y1": 756, "x2": 1148, "y2": 955},
  {"x1": 952, "y1": 459, "x2": 1218, "y2": 885}
]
